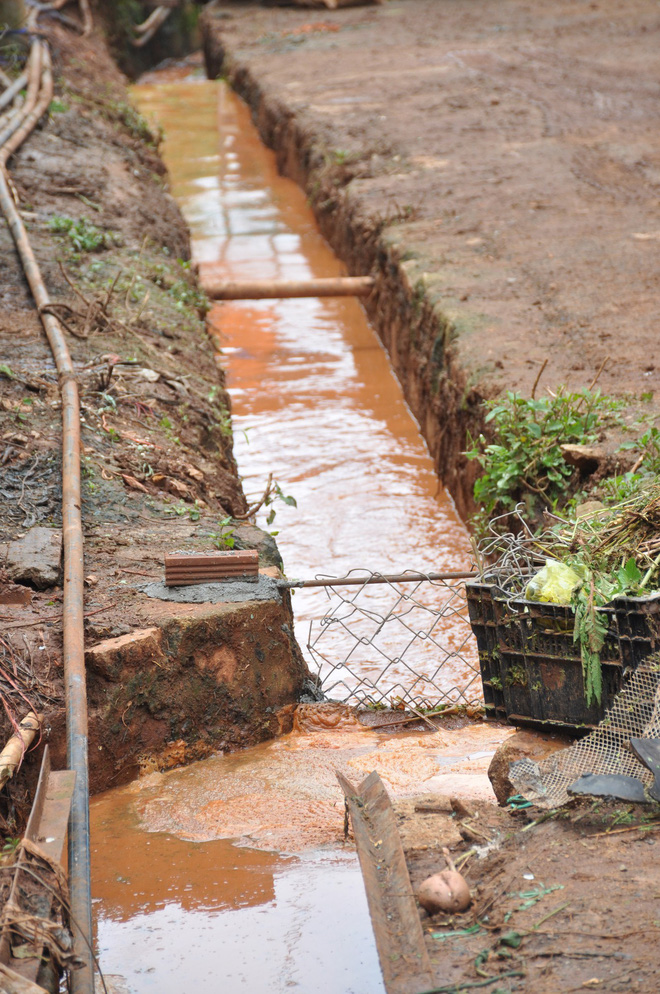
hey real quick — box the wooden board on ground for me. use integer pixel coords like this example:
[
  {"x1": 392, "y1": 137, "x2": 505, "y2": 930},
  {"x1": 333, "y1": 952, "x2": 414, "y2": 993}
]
[
  {"x1": 337, "y1": 770, "x2": 434, "y2": 994},
  {"x1": 0, "y1": 747, "x2": 75, "y2": 984}
]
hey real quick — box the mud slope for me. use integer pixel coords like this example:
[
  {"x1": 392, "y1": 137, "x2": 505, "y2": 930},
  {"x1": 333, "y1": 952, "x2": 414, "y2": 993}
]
[
  {"x1": 202, "y1": 0, "x2": 660, "y2": 517},
  {"x1": 0, "y1": 19, "x2": 308, "y2": 801}
]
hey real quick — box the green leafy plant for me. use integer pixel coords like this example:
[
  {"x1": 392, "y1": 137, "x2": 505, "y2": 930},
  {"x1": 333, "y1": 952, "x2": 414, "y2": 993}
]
[
  {"x1": 49, "y1": 215, "x2": 117, "y2": 253},
  {"x1": 264, "y1": 483, "x2": 297, "y2": 527},
  {"x1": 210, "y1": 516, "x2": 236, "y2": 550},
  {"x1": 466, "y1": 388, "x2": 620, "y2": 519},
  {"x1": 620, "y1": 426, "x2": 660, "y2": 476}
]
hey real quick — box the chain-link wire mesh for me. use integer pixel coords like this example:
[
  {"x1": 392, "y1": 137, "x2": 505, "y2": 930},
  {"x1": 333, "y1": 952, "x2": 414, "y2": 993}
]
[{"x1": 303, "y1": 570, "x2": 482, "y2": 708}]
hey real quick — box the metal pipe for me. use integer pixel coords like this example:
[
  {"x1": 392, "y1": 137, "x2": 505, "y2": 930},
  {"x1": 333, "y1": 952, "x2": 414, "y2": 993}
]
[
  {"x1": 0, "y1": 71, "x2": 28, "y2": 113},
  {"x1": 206, "y1": 276, "x2": 375, "y2": 300},
  {"x1": 279, "y1": 570, "x2": 477, "y2": 589},
  {"x1": 0, "y1": 42, "x2": 93, "y2": 994},
  {"x1": 0, "y1": 49, "x2": 39, "y2": 148},
  {"x1": 132, "y1": 5, "x2": 171, "y2": 47}
]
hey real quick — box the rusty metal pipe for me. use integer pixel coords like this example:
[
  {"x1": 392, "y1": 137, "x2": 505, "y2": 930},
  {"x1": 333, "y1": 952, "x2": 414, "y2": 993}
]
[
  {"x1": 279, "y1": 570, "x2": 477, "y2": 589},
  {"x1": 0, "y1": 43, "x2": 93, "y2": 994}
]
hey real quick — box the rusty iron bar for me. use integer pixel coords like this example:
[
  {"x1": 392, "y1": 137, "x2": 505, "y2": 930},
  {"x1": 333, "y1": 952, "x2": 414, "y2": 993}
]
[
  {"x1": 279, "y1": 570, "x2": 477, "y2": 589},
  {"x1": 0, "y1": 37, "x2": 93, "y2": 994},
  {"x1": 206, "y1": 276, "x2": 375, "y2": 300}
]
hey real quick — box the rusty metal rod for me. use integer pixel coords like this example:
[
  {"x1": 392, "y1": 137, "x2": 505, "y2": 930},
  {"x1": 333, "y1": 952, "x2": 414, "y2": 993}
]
[
  {"x1": 207, "y1": 276, "x2": 375, "y2": 300},
  {"x1": 279, "y1": 570, "x2": 477, "y2": 589},
  {"x1": 0, "y1": 41, "x2": 93, "y2": 994}
]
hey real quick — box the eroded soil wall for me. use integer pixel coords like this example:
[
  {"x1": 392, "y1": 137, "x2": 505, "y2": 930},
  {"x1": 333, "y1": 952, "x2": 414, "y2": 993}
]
[{"x1": 0, "y1": 17, "x2": 308, "y2": 801}]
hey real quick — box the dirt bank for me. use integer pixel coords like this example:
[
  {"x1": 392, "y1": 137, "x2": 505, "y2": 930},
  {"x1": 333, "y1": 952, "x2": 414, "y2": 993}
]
[
  {"x1": 0, "y1": 17, "x2": 308, "y2": 806},
  {"x1": 201, "y1": 0, "x2": 660, "y2": 519},
  {"x1": 402, "y1": 795, "x2": 660, "y2": 992}
]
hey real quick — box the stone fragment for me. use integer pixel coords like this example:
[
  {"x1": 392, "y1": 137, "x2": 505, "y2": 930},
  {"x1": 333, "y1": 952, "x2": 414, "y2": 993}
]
[
  {"x1": 0, "y1": 584, "x2": 32, "y2": 606},
  {"x1": 560, "y1": 443, "x2": 603, "y2": 473},
  {"x1": 487, "y1": 729, "x2": 569, "y2": 805},
  {"x1": 4, "y1": 527, "x2": 62, "y2": 589},
  {"x1": 86, "y1": 627, "x2": 166, "y2": 681},
  {"x1": 450, "y1": 796, "x2": 475, "y2": 819}
]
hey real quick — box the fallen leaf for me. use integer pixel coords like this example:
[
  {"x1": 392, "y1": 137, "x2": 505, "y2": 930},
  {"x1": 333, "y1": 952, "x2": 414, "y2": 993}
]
[
  {"x1": 121, "y1": 473, "x2": 149, "y2": 493},
  {"x1": 183, "y1": 463, "x2": 204, "y2": 481}
]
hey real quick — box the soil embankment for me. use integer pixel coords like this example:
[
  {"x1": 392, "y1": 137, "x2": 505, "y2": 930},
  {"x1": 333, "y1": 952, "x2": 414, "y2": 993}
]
[
  {"x1": 0, "y1": 18, "x2": 308, "y2": 800},
  {"x1": 202, "y1": 0, "x2": 660, "y2": 519}
]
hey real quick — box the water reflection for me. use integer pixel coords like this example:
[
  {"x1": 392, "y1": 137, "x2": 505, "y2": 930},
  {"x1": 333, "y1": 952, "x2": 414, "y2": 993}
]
[{"x1": 92, "y1": 790, "x2": 381, "y2": 993}]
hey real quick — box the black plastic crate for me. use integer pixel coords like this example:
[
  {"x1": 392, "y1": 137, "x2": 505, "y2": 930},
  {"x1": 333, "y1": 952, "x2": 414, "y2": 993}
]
[{"x1": 466, "y1": 577, "x2": 659, "y2": 732}]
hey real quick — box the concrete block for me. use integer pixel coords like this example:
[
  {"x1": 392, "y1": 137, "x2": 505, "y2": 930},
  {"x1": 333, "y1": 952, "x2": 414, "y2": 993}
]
[{"x1": 4, "y1": 527, "x2": 62, "y2": 589}]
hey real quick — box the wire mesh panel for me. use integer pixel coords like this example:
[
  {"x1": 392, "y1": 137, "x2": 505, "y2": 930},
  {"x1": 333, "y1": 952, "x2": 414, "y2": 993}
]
[{"x1": 304, "y1": 570, "x2": 482, "y2": 708}]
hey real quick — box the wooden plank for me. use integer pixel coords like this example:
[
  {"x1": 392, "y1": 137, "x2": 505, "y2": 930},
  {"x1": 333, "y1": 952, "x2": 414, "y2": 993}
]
[
  {"x1": 337, "y1": 770, "x2": 434, "y2": 994},
  {"x1": 0, "y1": 747, "x2": 75, "y2": 985}
]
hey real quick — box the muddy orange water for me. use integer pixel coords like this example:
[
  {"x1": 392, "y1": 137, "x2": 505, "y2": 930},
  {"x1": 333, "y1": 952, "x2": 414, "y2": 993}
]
[{"x1": 90, "y1": 65, "x2": 509, "y2": 994}]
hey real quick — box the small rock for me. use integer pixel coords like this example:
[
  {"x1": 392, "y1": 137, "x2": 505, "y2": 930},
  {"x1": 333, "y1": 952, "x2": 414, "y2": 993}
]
[
  {"x1": 488, "y1": 729, "x2": 569, "y2": 805},
  {"x1": 86, "y1": 627, "x2": 167, "y2": 680},
  {"x1": 560, "y1": 444, "x2": 603, "y2": 473},
  {"x1": 4, "y1": 527, "x2": 62, "y2": 589},
  {"x1": 0, "y1": 584, "x2": 33, "y2": 606},
  {"x1": 450, "y1": 797, "x2": 475, "y2": 819}
]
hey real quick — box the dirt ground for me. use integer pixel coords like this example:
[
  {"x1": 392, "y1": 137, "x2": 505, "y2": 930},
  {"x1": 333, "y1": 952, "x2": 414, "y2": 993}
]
[
  {"x1": 402, "y1": 796, "x2": 660, "y2": 993},
  {"x1": 202, "y1": 0, "x2": 660, "y2": 513}
]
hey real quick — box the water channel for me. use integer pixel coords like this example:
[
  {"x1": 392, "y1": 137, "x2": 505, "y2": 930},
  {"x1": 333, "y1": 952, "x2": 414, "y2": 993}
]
[{"x1": 90, "y1": 62, "x2": 507, "y2": 993}]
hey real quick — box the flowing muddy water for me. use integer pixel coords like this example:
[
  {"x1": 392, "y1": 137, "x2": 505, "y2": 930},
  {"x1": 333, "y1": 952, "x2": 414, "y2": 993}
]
[{"x1": 90, "y1": 66, "x2": 509, "y2": 993}]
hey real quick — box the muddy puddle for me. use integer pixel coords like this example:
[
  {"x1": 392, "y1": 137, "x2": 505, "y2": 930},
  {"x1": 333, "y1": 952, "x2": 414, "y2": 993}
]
[{"x1": 90, "y1": 63, "x2": 509, "y2": 993}]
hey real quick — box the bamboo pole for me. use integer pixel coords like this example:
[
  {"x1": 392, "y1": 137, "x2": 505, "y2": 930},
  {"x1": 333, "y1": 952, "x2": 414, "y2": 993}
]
[
  {"x1": 0, "y1": 712, "x2": 41, "y2": 791},
  {"x1": 206, "y1": 276, "x2": 374, "y2": 300}
]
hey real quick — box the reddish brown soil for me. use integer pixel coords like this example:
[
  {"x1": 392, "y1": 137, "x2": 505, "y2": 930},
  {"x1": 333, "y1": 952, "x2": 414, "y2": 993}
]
[
  {"x1": 202, "y1": 0, "x2": 660, "y2": 516},
  {"x1": 403, "y1": 798, "x2": 660, "y2": 993},
  {"x1": 0, "y1": 20, "x2": 306, "y2": 810}
]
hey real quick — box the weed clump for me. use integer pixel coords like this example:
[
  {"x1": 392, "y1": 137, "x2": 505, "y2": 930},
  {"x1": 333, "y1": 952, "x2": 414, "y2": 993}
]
[
  {"x1": 466, "y1": 388, "x2": 622, "y2": 522},
  {"x1": 49, "y1": 215, "x2": 118, "y2": 254}
]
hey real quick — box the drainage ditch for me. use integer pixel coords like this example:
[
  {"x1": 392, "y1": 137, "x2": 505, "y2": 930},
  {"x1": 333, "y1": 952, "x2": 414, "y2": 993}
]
[{"x1": 88, "y1": 63, "x2": 510, "y2": 993}]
